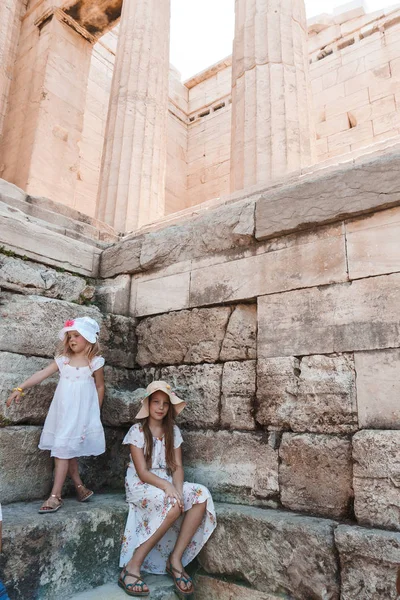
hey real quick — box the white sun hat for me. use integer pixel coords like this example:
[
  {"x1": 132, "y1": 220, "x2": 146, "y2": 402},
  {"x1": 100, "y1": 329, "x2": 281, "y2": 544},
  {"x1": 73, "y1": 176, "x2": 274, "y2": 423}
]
[{"x1": 58, "y1": 317, "x2": 100, "y2": 344}]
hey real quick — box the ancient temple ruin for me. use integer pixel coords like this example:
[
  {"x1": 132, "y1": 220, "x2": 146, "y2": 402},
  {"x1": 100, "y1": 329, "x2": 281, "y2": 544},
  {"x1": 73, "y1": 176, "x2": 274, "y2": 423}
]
[{"x1": 1, "y1": 0, "x2": 400, "y2": 598}]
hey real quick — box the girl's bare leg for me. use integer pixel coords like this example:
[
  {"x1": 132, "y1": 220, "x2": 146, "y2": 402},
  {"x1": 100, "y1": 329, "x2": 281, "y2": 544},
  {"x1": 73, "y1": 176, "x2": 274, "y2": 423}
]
[
  {"x1": 124, "y1": 502, "x2": 182, "y2": 593},
  {"x1": 68, "y1": 458, "x2": 84, "y2": 488},
  {"x1": 50, "y1": 458, "x2": 70, "y2": 498},
  {"x1": 169, "y1": 502, "x2": 207, "y2": 591}
]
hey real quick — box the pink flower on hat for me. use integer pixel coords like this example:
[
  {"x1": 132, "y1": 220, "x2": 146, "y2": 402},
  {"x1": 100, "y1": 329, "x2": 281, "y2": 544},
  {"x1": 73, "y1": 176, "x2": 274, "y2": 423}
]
[{"x1": 64, "y1": 319, "x2": 75, "y2": 327}]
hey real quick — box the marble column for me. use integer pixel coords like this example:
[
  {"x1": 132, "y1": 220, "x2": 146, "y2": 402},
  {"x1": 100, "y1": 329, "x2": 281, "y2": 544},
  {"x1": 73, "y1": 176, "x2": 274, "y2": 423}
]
[
  {"x1": 230, "y1": 0, "x2": 315, "y2": 192},
  {"x1": 96, "y1": 0, "x2": 171, "y2": 233}
]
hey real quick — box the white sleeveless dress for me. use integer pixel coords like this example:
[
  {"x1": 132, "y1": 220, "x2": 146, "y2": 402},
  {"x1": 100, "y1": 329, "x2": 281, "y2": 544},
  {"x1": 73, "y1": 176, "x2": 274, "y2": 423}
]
[
  {"x1": 119, "y1": 423, "x2": 217, "y2": 574},
  {"x1": 38, "y1": 355, "x2": 106, "y2": 459}
]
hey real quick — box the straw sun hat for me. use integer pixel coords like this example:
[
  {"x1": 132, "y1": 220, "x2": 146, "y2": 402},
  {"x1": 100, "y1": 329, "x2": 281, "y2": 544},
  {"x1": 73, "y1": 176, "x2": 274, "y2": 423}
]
[{"x1": 135, "y1": 381, "x2": 186, "y2": 419}]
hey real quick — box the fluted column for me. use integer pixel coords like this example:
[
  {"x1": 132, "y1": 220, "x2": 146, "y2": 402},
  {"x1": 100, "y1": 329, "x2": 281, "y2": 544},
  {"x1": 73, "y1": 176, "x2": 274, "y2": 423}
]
[
  {"x1": 230, "y1": 0, "x2": 315, "y2": 192},
  {"x1": 96, "y1": 0, "x2": 171, "y2": 233}
]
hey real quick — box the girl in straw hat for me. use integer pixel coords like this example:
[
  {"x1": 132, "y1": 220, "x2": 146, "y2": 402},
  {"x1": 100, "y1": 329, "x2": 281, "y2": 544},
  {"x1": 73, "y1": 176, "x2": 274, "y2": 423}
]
[
  {"x1": 6, "y1": 317, "x2": 105, "y2": 514},
  {"x1": 118, "y1": 381, "x2": 216, "y2": 598}
]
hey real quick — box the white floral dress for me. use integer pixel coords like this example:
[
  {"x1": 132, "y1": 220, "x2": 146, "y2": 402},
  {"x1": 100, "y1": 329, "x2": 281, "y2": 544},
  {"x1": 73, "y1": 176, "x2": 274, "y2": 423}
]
[
  {"x1": 38, "y1": 355, "x2": 106, "y2": 459},
  {"x1": 119, "y1": 423, "x2": 217, "y2": 574}
]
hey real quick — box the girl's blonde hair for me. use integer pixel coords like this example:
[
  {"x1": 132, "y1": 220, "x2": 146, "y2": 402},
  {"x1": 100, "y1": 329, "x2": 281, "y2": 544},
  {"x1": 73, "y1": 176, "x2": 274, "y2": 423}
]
[{"x1": 56, "y1": 332, "x2": 101, "y2": 362}]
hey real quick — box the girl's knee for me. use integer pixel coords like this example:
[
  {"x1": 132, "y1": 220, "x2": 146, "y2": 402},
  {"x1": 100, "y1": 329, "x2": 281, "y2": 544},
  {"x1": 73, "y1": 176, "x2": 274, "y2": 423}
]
[{"x1": 166, "y1": 501, "x2": 182, "y2": 521}]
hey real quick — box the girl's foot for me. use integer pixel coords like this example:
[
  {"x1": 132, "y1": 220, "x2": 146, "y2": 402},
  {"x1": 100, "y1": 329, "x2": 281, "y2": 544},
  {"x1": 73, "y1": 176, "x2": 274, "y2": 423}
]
[
  {"x1": 38, "y1": 495, "x2": 63, "y2": 514},
  {"x1": 166, "y1": 555, "x2": 194, "y2": 596},
  {"x1": 118, "y1": 566, "x2": 150, "y2": 597},
  {"x1": 76, "y1": 484, "x2": 94, "y2": 502}
]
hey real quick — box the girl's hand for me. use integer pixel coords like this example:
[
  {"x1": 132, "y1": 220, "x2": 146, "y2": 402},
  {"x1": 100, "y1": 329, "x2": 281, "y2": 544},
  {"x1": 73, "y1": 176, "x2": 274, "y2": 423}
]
[
  {"x1": 163, "y1": 482, "x2": 184, "y2": 510},
  {"x1": 6, "y1": 389, "x2": 24, "y2": 407}
]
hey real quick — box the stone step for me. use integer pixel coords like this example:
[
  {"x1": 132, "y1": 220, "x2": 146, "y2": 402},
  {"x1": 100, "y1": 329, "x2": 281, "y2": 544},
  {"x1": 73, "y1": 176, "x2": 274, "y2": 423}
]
[{"x1": 67, "y1": 577, "x2": 176, "y2": 599}]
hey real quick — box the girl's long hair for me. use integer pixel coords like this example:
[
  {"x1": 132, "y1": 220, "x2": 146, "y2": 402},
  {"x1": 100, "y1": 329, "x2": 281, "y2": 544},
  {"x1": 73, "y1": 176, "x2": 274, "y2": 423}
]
[
  {"x1": 56, "y1": 334, "x2": 101, "y2": 363},
  {"x1": 142, "y1": 395, "x2": 177, "y2": 475}
]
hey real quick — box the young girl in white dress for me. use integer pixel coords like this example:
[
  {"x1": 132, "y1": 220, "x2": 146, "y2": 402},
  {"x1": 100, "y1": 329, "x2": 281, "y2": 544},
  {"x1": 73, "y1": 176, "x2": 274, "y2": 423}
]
[
  {"x1": 119, "y1": 381, "x2": 216, "y2": 598},
  {"x1": 6, "y1": 316, "x2": 106, "y2": 514}
]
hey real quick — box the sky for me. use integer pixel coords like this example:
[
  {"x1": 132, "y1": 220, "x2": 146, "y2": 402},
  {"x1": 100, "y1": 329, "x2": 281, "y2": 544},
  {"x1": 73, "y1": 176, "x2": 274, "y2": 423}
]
[{"x1": 170, "y1": 0, "x2": 400, "y2": 80}]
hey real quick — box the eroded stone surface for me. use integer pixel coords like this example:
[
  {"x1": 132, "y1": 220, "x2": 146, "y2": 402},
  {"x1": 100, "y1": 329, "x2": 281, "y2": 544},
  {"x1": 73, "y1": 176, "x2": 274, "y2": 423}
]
[
  {"x1": 160, "y1": 364, "x2": 223, "y2": 428},
  {"x1": 100, "y1": 236, "x2": 143, "y2": 278},
  {"x1": 335, "y1": 525, "x2": 400, "y2": 600},
  {"x1": 219, "y1": 304, "x2": 257, "y2": 361},
  {"x1": 353, "y1": 430, "x2": 400, "y2": 531},
  {"x1": 136, "y1": 307, "x2": 231, "y2": 366},
  {"x1": 279, "y1": 433, "x2": 353, "y2": 519},
  {"x1": 183, "y1": 430, "x2": 278, "y2": 505},
  {"x1": 95, "y1": 274, "x2": 131, "y2": 316},
  {"x1": 0, "y1": 426, "x2": 53, "y2": 504},
  {"x1": 221, "y1": 360, "x2": 256, "y2": 429},
  {"x1": 199, "y1": 503, "x2": 339, "y2": 600},
  {"x1": 195, "y1": 575, "x2": 287, "y2": 600}
]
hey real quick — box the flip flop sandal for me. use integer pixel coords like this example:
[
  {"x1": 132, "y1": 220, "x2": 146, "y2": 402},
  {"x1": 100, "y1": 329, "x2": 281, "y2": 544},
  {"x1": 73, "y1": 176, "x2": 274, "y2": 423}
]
[
  {"x1": 38, "y1": 495, "x2": 63, "y2": 514},
  {"x1": 166, "y1": 560, "x2": 194, "y2": 598},
  {"x1": 118, "y1": 567, "x2": 150, "y2": 597},
  {"x1": 76, "y1": 484, "x2": 94, "y2": 502}
]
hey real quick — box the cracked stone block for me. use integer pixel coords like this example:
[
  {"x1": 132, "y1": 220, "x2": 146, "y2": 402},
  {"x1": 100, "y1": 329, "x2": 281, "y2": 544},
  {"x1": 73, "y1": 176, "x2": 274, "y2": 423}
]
[
  {"x1": 279, "y1": 433, "x2": 353, "y2": 519},
  {"x1": 335, "y1": 524, "x2": 400, "y2": 600},
  {"x1": 219, "y1": 304, "x2": 257, "y2": 361},
  {"x1": 221, "y1": 360, "x2": 256, "y2": 429},
  {"x1": 136, "y1": 307, "x2": 231, "y2": 366},
  {"x1": 353, "y1": 430, "x2": 400, "y2": 530},
  {"x1": 257, "y1": 357, "x2": 300, "y2": 429},
  {"x1": 159, "y1": 364, "x2": 222, "y2": 428},
  {"x1": 95, "y1": 274, "x2": 131, "y2": 315},
  {"x1": 199, "y1": 503, "x2": 339, "y2": 600},
  {"x1": 183, "y1": 430, "x2": 279, "y2": 506}
]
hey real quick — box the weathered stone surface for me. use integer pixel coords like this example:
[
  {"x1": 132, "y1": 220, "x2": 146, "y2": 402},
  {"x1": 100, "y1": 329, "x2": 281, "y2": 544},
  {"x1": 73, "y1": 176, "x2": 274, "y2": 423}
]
[
  {"x1": 95, "y1": 274, "x2": 131, "y2": 316},
  {"x1": 102, "y1": 389, "x2": 144, "y2": 427},
  {"x1": 100, "y1": 236, "x2": 143, "y2": 278},
  {"x1": 136, "y1": 307, "x2": 231, "y2": 366},
  {"x1": 0, "y1": 202, "x2": 101, "y2": 276},
  {"x1": 183, "y1": 430, "x2": 278, "y2": 506},
  {"x1": 279, "y1": 433, "x2": 353, "y2": 519},
  {"x1": 134, "y1": 271, "x2": 190, "y2": 316},
  {"x1": 353, "y1": 430, "x2": 400, "y2": 530},
  {"x1": 258, "y1": 274, "x2": 400, "y2": 358},
  {"x1": 195, "y1": 575, "x2": 287, "y2": 600},
  {"x1": 255, "y1": 149, "x2": 400, "y2": 241},
  {"x1": 258, "y1": 354, "x2": 358, "y2": 434},
  {"x1": 159, "y1": 364, "x2": 223, "y2": 428},
  {"x1": 335, "y1": 524, "x2": 400, "y2": 600},
  {"x1": 190, "y1": 230, "x2": 347, "y2": 306},
  {"x1": 0, "y1": 495, "x2": 128, "y2": 600},
  {"x1": 354, "y1": 349, "x2": 400, "y2": 429},
  {"x1": 0, "y1": 254, "x2": 94, "y2": 302},
  {"x1": 69, "y1": 577, "x2": 176, "y2": 600},
  {"x1": 0, "y1": 293, "x2": 136, "y2": 367},
  {"x1": 0, "y1": 353, "x2": 56, "y2": 425},
  {"x1": 221, "y1": 361, "x2": 256, "y2": 429},
  {"x1": 0, "y1": 426, "x2": 53, "y2": 504},
  {"x1": 219, "y1": 304, "x2": 257, "y2": 361},
  {"x1": 199, "y1": 503, "x2": 339, "y2": 599}
]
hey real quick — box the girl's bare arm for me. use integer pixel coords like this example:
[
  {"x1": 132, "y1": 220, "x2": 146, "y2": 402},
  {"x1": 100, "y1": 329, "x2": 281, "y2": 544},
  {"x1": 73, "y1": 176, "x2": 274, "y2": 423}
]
[
  {"x1": 172, "y1": 446, "x2": 184, "y2": 495},
  {"x1": 6, "y1": 361, "x2": 59, "y2": 407},
  {"x1": 93, "y1": 367, "x2": 105, "y2": 408},
  {"x1": 130, "y1": 445, "x2": 183, "y2": 506}
]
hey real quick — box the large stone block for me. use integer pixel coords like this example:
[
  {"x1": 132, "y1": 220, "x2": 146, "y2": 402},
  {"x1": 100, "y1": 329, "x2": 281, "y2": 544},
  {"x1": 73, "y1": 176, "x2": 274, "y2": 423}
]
[
  {"x1": 221, "y1": 360, "x2": 256, "y2": 429},
  {"x1": 279, "y1": 433, "x2": 353, "y2": 519},
  {"x1": 0, "y1": 494, "x2": 128, "y2": 600},
  {"x1": 255, "y1": 147, "x2": 400, "y2": 241},
  {"x1": 353, "y1": 430, "x2": 400, "y2": 530},
  {"x1": 219, "y1": 304, "x2": 257, "y2": 361},
  {"x1": 0, "y1": 254, "x2": 94, "y2": 303},
  {"x1": 183, "y1": 430, "x2": 278, "y2": 506},
  {"x1": 257, "y1": 355, "x2": 357, "y2": 433},
  {"x1": 195, "y1": 575, "x2": 287, "y2": 600},
  {"x1": 258, "y1": 274, "x2": 400, "y2": 358},
  {"x1": 0, "y1": 293, "x2": 136, "y2": 368},
  {"x1": 159, "y1": 364, "x2": 223, "y2": 428},
  {"x1": 94, "y1": 274, "x2": 131, "y2": 316},
  {"x1": 335, "y1": 524, "x2": 400, "y2": 600},
  {"x1": 190, "y1": 228, "x2": 347, "y2": 306},
  {"x1": 199, "y1": 503, "x2": 339, "y2": 600},
  {"x1": 136, "y1": 307, "x2": 231, "y2": 366},
  {"x1": 0, "y1": 426, "x2": 53, "y2": 504},
  {"x1": 354, "y1": 349, "x2": 400, "y2": 429},
  {"x1": 134, "y1": 271, "x2": 190, "y2": 316},
  {"x1": 99, "y1": 235, "x2": 143, "y2": 278}
]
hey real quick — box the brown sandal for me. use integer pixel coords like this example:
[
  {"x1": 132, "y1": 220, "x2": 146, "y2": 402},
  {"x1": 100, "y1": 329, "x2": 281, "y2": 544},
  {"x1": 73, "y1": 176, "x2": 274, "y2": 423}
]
[
  {"x1": 38, "y1": 494, "x2": 63, "y2": 514},
  {"x1": 118, "y1": 566, "x2": 150, "y2": 597},
  {"x1": 76, "y1": 484, "x2": 94, "y2": 502},
  {"x1": 166, "y1": 558, "x2": 194, "y2": 597}
]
